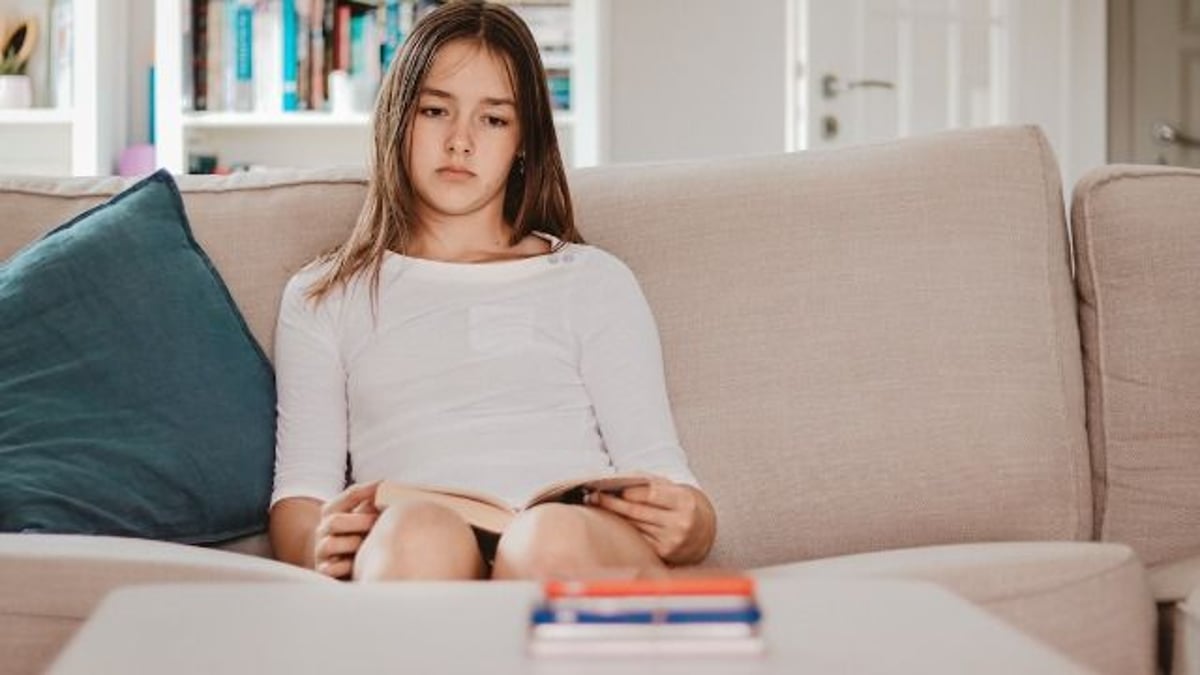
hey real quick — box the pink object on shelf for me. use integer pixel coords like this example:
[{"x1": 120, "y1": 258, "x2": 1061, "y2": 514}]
[{"x1": 118, "y1": 144, "x2": 156, "y2": 177}]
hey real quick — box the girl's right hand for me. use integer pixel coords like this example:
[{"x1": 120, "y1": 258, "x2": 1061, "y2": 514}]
[{"x1": 313, "y1": 481, "x2": 381, "y2": 579}]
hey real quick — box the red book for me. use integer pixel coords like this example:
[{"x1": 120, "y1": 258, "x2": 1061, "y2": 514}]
[
  {"x1": 544, "y1": 577, "x2": 755, "y2": 599},
  {"x1": 335, "y1": 3, "x2": 352, "y2": 71}
]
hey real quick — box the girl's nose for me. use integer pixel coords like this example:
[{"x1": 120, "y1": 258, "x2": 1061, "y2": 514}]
[{"x1": 447, "y1": 127, "x2": 473, "y2": 155}]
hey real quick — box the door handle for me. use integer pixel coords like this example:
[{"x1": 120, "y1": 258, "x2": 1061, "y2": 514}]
[
  {"x1": 1153, "y1": 122, "x2": 1200, "y2": 149},
  {"x1": 821, "y1": 74, "x2": 896, "y2": 100}
]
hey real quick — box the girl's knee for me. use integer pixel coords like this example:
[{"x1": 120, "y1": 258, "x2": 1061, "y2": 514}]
[
  {"x1": 377, "y1": 500, "x2": 469, "y2": 537},
  {"x1": 492, "y1": 504, "x2": 591, "y2": 580},
  {"x1": 354, "y1": 500, "x2": 483, "y2": 581}
]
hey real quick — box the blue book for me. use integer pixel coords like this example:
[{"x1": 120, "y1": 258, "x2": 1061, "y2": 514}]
[
  {"x1": 349, "y1": 12, "x2": 365, "y2": 76},
  {"x1": 282, "y1": 0, "x2": 298, "y2": 110},
  {"x1": 382, "y1": 0, "x2": 402, "y2": 70},
  {"x1": 232, "y1": 0, "x2": 254, "y2": 111},
  {"x1": 530, "y1": 606, "x2": 762, "y2": 625},
  {"x1": 223, "y1": 0, "x2": 237, "y2": 110}
]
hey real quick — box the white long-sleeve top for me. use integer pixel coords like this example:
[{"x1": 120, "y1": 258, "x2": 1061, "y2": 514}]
[{"x1": 270, "y1": 233, "x2": 699, "y2": 509}]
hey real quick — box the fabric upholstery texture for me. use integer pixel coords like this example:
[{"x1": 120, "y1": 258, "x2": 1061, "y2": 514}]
[
  {"x1": 1071, "y1": 165, "x2": 1200, "y2": 567},
  {"x1": 0, "y1": 171, "x2": 275, "y2": 543},
  {"x1": 754, "y1": 541, "x2": 1154, "y2": 675},
  {"x1": 0, "y1": 534, "x2": 329, "y2": 675},
  {"x1": 572, "y1": 125, "x2": 1091, "y2": 568},
  {"x1": 1151, "y1": 553, "x2": 1200, "y2": 603},
  {"x1": 1175, "y1": 589, "x2": 1200, "y2": 675},
  {"x1": 0, "y1": 128, "x2": 1181, "y2": 675},
  {"x1": 0, "y1": 168, "x2": 367, "y2": 358},
  {"x1": 0, "y1": 128, "x2": 1093, "y2": 566}
]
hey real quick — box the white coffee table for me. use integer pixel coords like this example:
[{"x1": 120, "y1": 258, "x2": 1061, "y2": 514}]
[{"x1": 49, "y1": 578, "x2": 1088, "y2": 674}]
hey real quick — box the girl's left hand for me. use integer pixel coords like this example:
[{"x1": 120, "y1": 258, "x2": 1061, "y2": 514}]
[{"x1": 586, "y1": 479, "x2": 717, "y2": 565}]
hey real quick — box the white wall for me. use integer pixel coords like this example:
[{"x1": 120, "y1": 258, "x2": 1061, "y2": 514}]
[
  {"x1": 603, "y1": 0, "x2": 1105, "y2": 188},
  {"x1": 1007, "y1": 0, "x2": 1106, "y2": 190},
  {"x1": 606, "y1": 0, "x2": 788, "y2": 164}
]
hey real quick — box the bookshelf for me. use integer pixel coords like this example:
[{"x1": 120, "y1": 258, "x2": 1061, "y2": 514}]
[
  {"x1": 0, "y1": 0, "x2": 128, "y2": 176},
  {"x1": 153, "y1": 0, "x2": 605, "y2": 175}
]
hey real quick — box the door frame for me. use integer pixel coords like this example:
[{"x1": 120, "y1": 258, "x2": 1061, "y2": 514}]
[{"x1": 1108, "y1": 0, "x2": 1134, "y2": 162}]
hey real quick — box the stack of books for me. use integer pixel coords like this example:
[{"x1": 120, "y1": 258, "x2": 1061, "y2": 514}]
[{"x1": 527, "y1": 576, "x2": 766, "y2": 657}]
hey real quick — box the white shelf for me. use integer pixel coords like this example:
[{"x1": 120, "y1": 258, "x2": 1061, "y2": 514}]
[
  {"x1": 0, "y1": 108, "x2": 74, "y2": 125},
  {"x1": 0, "y1": 0, "x2": 128, "y2": 176}
]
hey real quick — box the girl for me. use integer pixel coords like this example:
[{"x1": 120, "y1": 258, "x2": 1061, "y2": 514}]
[{"x1": 268, "y1": 0, "x2": 716, "y2": 582}]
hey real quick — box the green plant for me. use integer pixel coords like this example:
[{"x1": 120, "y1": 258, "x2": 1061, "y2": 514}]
[{"x1": 0, "y1": 18, "x2": 37, "y2": 76}]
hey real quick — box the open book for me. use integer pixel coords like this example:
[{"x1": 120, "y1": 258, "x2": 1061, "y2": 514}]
[{"x1": 374, "y1": 474, "x2": 651, "y2": 534}]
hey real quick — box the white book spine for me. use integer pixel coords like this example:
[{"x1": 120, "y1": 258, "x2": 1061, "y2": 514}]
[{"x1": 254, "y1": 0, "x2": 283, "y2": 113}]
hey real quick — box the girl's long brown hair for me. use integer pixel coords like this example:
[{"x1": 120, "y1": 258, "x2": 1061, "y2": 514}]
[{"x1": 307, "y1": 0, "x2": 582, "y2": 304}]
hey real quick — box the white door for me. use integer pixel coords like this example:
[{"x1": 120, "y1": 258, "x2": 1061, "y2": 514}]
[
  {"x1": 791, "y1": 0, "x2": 1106, "y2": 188},
  {"x1": 1119, "y1": 0, "x2": 1200, "y2": 167}
]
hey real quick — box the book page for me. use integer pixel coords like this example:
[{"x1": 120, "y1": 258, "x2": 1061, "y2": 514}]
[
  {"x1": 524, "y1": 473, "x2": 652, "y2": 509},
  {"x1": 374, "y1": 482, "x2": 516, "y2": 534}
]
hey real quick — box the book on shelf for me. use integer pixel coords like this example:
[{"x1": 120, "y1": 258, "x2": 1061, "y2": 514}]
[
  {"x1": 184, "y1": 0, "x2": 407, "y2": 115},
  {"x1": 374, "y1": 473, "x2": 650, "y2": 535},
  {"x1": 220, "y1": 0, "x2": 236, "y2": 108},
  {"x1": 309, "y1": 0, "x2": 325, "y2": 106},
  {"x1": 233, "y1": 0, "x2": 254, "y2": 111},
  {"x1": 179, "y1": 0, "x2": 569, "y2": 118},
  {"x1": 282, "y1": 0, "x2": 298, "y2": 110},
  {"x1": 191, "y1": 0, "x2": 207, "y2": 110}
]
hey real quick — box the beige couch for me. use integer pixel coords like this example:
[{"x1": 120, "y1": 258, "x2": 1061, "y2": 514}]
[{"x1": 0, "y1": 125, "x2": 1196, "y2": 674}]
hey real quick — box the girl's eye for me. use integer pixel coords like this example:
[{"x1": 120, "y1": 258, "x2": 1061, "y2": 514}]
[
  {"x1": 420, "y1": 107, "x2": 447, "y2": 117},
  {"x1": 484, "y1": 116, "x2": 510, "y2": 128}
]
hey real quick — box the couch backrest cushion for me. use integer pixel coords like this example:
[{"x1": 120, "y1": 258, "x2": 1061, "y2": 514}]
[
  {"x1": 572, "y1": 125, "x2": 1090, "y2": 568},
  {"x1": 0, "y1": 169, "x2": 367, "y2": 357},
  {"x1": 1071, "y1": 164, "x2": 1200, "y2": 566}
]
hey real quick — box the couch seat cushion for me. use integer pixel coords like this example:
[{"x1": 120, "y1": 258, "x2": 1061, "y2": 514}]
[
  {"x1": 0, "y1": 170, "x2": 275, "y2": 543},
  {"x1": 1150, "y1": 552, "x2": 1200, "y2": 603},
  {"x1": 754, "y1": 541, "x2": 1154, "y2": 675},
  {"x1": 0, "y1": 533, "x2": 329, "y2": 675}
]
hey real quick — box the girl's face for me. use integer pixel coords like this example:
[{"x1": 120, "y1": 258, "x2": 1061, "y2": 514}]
[{"x1": 407, "y1": 39, "x2": 522, "y2": 229}]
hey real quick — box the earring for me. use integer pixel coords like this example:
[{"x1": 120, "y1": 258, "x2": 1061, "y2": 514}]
[{"x1": 515, "y1": 154, "x2": 525, "y2": 176}]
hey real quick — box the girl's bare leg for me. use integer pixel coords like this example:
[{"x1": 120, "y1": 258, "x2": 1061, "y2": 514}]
[
  {"x1": 491, "y1": 504, "x2": 666, "y2": 580},
  {"x1": 353, "y1": 500, "x2": 486, "y2": 581}
]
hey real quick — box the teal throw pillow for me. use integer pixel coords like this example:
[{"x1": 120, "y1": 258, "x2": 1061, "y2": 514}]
[{"x1": 0, "y1": 170, "x2": 276, "y2": 543}]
